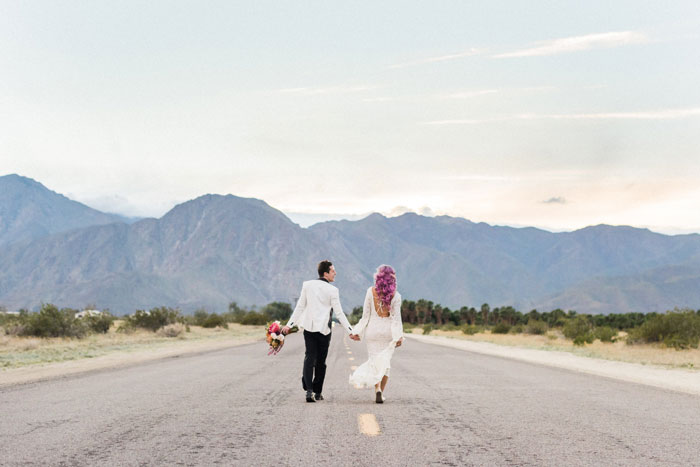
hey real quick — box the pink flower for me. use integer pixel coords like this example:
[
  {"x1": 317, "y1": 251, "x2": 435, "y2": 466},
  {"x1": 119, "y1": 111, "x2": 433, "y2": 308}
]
[{"x1": 268, "y1": 321, "x2": 280, "y2": 334}]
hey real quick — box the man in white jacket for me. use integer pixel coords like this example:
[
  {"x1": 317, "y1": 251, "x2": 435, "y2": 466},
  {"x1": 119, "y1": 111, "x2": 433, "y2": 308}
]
[{"x1": 283, "y1": 260, "x2": 360, "y2": 402}]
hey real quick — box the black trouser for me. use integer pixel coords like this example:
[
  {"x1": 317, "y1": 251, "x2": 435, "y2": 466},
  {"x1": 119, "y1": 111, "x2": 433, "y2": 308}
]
[{"x1": 302, "y1": 330, "x2": 331, "y2": 394}]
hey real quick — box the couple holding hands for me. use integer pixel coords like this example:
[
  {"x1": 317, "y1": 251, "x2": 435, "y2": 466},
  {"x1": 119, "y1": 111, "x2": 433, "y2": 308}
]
[{"x1": 281, "y1": 260, "x2": 404, "y2": 403}]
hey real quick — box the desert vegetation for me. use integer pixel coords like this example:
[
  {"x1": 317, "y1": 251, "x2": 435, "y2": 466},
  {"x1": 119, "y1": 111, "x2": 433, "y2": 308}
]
[{"x1": 387, "y1": 300, "x2": 700, "y2": 349}]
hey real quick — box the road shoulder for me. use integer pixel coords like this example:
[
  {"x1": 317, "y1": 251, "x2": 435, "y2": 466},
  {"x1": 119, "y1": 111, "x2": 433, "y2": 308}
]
[
  {"x1": 406, "y1": 333, "x2": 700, "y2": 396},
  {"x1": 0, "y1": 337, "x2": 260, "y2": 388}
]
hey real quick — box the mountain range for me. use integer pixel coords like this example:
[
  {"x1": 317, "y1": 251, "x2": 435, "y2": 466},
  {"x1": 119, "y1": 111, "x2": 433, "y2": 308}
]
[{"x1": 1, "y1": 174, "x2": 699, "y2": 315}]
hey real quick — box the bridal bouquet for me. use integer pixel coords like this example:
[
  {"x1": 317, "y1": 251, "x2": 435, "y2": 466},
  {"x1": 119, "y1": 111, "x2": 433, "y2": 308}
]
[{"x1": 266, "y1": 321, "x2": 298, "y2": 355}]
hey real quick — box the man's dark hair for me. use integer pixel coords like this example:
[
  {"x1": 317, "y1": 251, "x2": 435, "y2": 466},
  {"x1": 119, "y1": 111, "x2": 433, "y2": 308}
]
[{"x1": 318, "y1": 260, "x2": 333, "y2": 278}]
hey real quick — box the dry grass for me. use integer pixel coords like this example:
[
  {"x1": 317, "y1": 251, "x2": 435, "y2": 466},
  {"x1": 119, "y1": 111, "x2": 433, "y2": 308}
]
[
  {"x1": 411, "y1": 327, "x2": 700, "y2": 369},
  {"x1": 0, "y1": 321, "x2": 264, "y2": 370}
]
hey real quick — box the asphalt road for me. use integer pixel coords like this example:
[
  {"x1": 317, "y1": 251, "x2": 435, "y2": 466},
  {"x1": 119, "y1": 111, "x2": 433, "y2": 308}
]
[{"x1": 2, "y1": 327, "x2": 700, "y2": 466}]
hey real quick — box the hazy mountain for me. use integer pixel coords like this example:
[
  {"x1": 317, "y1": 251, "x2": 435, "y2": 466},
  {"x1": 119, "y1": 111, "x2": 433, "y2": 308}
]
[
  {"x1": 311, "y1": 215, "x2": 700, "y2": 312},
  {"x1": 1, "y1": 178, "x2": 699, "y2": 314},
  {"x1": 0, "y1": 194, "x2": 366, "y2": 314},
  {"x1": 0, "y1": 174, "x2": 127, "y2": 246}
]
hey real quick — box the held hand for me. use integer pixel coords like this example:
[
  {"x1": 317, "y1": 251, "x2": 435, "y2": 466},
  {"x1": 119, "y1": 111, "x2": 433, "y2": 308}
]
[
  {"x1": 395, "y1": 338, "x2": 403, "y2": 347},
  {"x1": 349, "y1": 334, "x2": 360, "y2": 341},
  {"x1": 281, "y1": 326, "x2": 291, "y2": 335}
]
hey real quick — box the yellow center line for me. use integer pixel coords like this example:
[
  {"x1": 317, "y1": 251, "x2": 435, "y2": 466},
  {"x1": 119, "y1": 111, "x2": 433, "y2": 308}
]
[{"x1": 358, "y1": 414, "x2": 381, "y2": 436}]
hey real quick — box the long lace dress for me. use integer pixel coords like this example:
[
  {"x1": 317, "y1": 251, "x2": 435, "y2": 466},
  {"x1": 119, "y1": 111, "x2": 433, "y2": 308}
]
[{"x1": 349, "y1": 287, "x2": 403, "y2": 389}]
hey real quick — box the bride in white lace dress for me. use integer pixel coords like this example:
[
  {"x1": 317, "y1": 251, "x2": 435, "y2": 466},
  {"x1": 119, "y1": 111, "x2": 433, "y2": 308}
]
[{"x1": 349, "y1": 265, "x2": 404, "y2": 403}]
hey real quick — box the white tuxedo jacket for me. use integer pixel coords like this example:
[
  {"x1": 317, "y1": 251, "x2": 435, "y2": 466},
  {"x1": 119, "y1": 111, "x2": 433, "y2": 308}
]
[{"x1": 286, "y1": 279, "x2": 353, "y2": 335}]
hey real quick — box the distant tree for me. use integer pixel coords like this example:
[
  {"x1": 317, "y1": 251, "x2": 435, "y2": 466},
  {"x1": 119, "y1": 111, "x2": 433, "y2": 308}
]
[
  {"x1": 226, "y1": 302, "x2": 247, "y2": 322},
  {"x1": 261, "y1": 302, "x2": 293, "y2": 321},
  {"x1": 480, "y1": 303, "x2": 490, "y2": 326},
  {"x1": 401, "y1": 300, "x2": 417, "y2": 324},
  {"x1": 349, "y1": 306, "x2": 363, "y2": 325},
  {"x1": 416, "y1": 299, "x2": 433, "y2": 325},
  {"x1": 433, "y1": 304, "x2": 443, "y2": 326},
  {"x1": 193, "y1": 308, "x2": 209, "y2": 326}
]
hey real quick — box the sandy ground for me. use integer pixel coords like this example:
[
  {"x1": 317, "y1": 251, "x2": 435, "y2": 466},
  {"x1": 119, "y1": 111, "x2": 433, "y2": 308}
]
[
  {"x1": 420, "y1": 328, "x2": 700, "y2": 369},
  {"x1": 0, "y1": 329, "x2": 261, "y2": 388},
  {"x1": 407, "y1": 333, "x2": 700, "y2": 396}
]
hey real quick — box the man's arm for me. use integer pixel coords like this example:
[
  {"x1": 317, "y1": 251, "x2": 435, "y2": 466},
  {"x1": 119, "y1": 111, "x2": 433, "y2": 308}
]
[
  {"x1": 283, "y1": 283, "x2": 306, "y2": 334},
  {"x1": 330, "y1": 288, "x2": 359, "y2": 340}
]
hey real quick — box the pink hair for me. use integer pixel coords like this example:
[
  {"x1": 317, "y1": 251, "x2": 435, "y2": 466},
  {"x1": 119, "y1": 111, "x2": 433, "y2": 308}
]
[{"x1": 374, "y1": 265, "x2": 396, "y2": 309}]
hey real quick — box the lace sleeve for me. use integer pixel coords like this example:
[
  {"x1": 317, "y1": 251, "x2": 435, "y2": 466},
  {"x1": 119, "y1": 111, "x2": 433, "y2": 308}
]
[
  {"x1": 390, "y1": 292, "x2": 403, "y2": 341},
  {"x1": 352, "y1": 288, "x2": 372, "y2": 339}
]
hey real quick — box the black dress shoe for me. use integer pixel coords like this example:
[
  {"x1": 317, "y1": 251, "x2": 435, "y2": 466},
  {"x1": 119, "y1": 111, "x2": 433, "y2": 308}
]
[
  {"x1": 375, "y1": 391, "x2": 383, "y2": 404},
  {"x1": 306, "y1": 391, "x2": 315, "y2": 403},
  {"x1": 314, "y1": 393, "x2": 324, "y2": 401}
]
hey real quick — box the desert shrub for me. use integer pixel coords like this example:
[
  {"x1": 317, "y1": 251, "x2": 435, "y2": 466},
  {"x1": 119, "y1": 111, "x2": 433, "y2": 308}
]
[
  {"x1": 422, "y1": 324, "x2": 433, "y2": 335},
  {"x1": 525, "y1": 319, "x2": 548, "y2": 335},
  {"x1": 441, "y1": 323, "x2": 459, "y2": 331},
  {"x1": 192, "y1": 308, "x2": 209, "y2": 326},
  {"x1": 627, "y1": 309, "x2": 700, "y2": 349},
  {"x1": 594, "y1": 326, "x2": 617, "y2": 343},
  {"x1": 461, "y1": 324, "x2": 481, "y2": 335},
  {"x1": 189, "y1": 309, "x2": 228, "y2": 328},
  {"x1": 240, "y1": 311, "x2": 268, "y2": 326},
  {"x1": 563, "y1": 315, "x2": 594, "y2": 346},
  {"x1": 224, "y1": 302, "x2": 247, "y2": 323},
  {"x1": 492, "y1": 322, "x2": 511, "y2": 334},
  {"x1": 202, "y1": 313, "x2": 228, "y2": 329},
  {"x1": 22, "y1": 304, "x2": 88, "y2": 338},
  {"x1": 124, "y1": 307, "x2": 183, "y2": 332},
  {"x1": 261, "y1": 302, "x2": 293, "y2": 321},
  {"x1": 84, "y1": 313, "x2": 114, "y2": 334},
  {"x1": 157, "y1": 323, "x2": 185, "y2": 338},
  {"x1": 4, "y1": 323, "x2": 27, "y2": 336},
  {"x1": 510, "y1": 324, "x2": 524, "y2": 334},
  {"x1": 402, "y1": 322, "x2": 416, "y2": 332}
]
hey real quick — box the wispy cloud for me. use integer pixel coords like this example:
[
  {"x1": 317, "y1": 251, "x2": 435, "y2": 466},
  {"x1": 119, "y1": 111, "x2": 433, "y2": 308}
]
[
  {"x1": 442, "y1": 89, "x2": 499, "y2": 99},
  {"x1": 542, "y1": 197, "x2": 567, "y2": 205},
  {"x1": 442, "y1": 174, "x2": 516, "y2": 182},
  {"x1": 530, "y1": 108, "x2": 700, "y2": 120},
  {"x1": 277, "y1": 85, "x2": 377, "y2": 95},
  {"x1": 422, "y1": 107, "x2": 700, "y2": 125},
  {"x1": 362, "y1": 97, "x2": 396, "y2": 103},
  {"x1": 493, "y1": 31, "x2": 649, "y2": 58},
  {"x1": 389, "y1": 48, "x2": 481, "y2": 69}
]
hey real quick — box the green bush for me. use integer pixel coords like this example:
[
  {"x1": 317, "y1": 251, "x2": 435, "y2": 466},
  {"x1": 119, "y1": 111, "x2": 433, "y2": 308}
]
[
  {"x1": 240, "y1": 311, "x2": 269, "y2": 326},
  {"x1": 492, "y1": 322, "x2": 511, "y2": 334},
  {"x1": 202, "y1": 313, "x2": 228, "y2": 329},
  {"x1": 510, "y1": 324, "x2": 524, "y2": 334},
  {"x1": 261, "y1": 302, "x2": 293, "y2": 321},
  {"x1": 440, "y1": 323, "x2": 459, "y2": 331},
  {"x1": 123, "y1": 307, "x2": 183, "y2": 332},
  {"x1": 189, "y1": 309, "x2": 228, "y2": 328},
  {"x1": 627, "y1": 309, "x2": 700, "y2": 349},
  {"x1": 192, "y1": 308, "x2": 209, "y2": 326},
  {"x1": 22, "y1": 304, "x2": 88, "y2": 338},
  {"x1": 563, "y1": 315, "x2": 594, "y2": 346},
  {"x1": 402, "y1": 322, "x2": 416, "y2": 332},
  {"x1": 594, "y1": 326, "x2": 617, "y2": 343},
  {"x1": 461, "y1": 324, "x2": 481, "y2": 335},
  {"x1": 525, "y1": 319, "x2": 548, "y2": 335},
  {"x1": 422, "y1": 324, "x2": 433, "y2": 335},
  {"x1": 84, "y1": 313, "x2": 114, "y2": 334}
]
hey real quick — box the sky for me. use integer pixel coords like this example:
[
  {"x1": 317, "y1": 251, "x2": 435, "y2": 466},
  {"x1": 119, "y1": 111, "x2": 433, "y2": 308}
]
[{"x1": 1, "y1": 1, "x2": 699, "y2": 233}]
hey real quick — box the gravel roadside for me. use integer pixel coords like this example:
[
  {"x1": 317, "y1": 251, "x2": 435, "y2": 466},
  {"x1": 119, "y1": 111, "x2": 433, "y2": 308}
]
[{"x1": 407, "y1": 333, "x2": 700, "y2": 396}]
